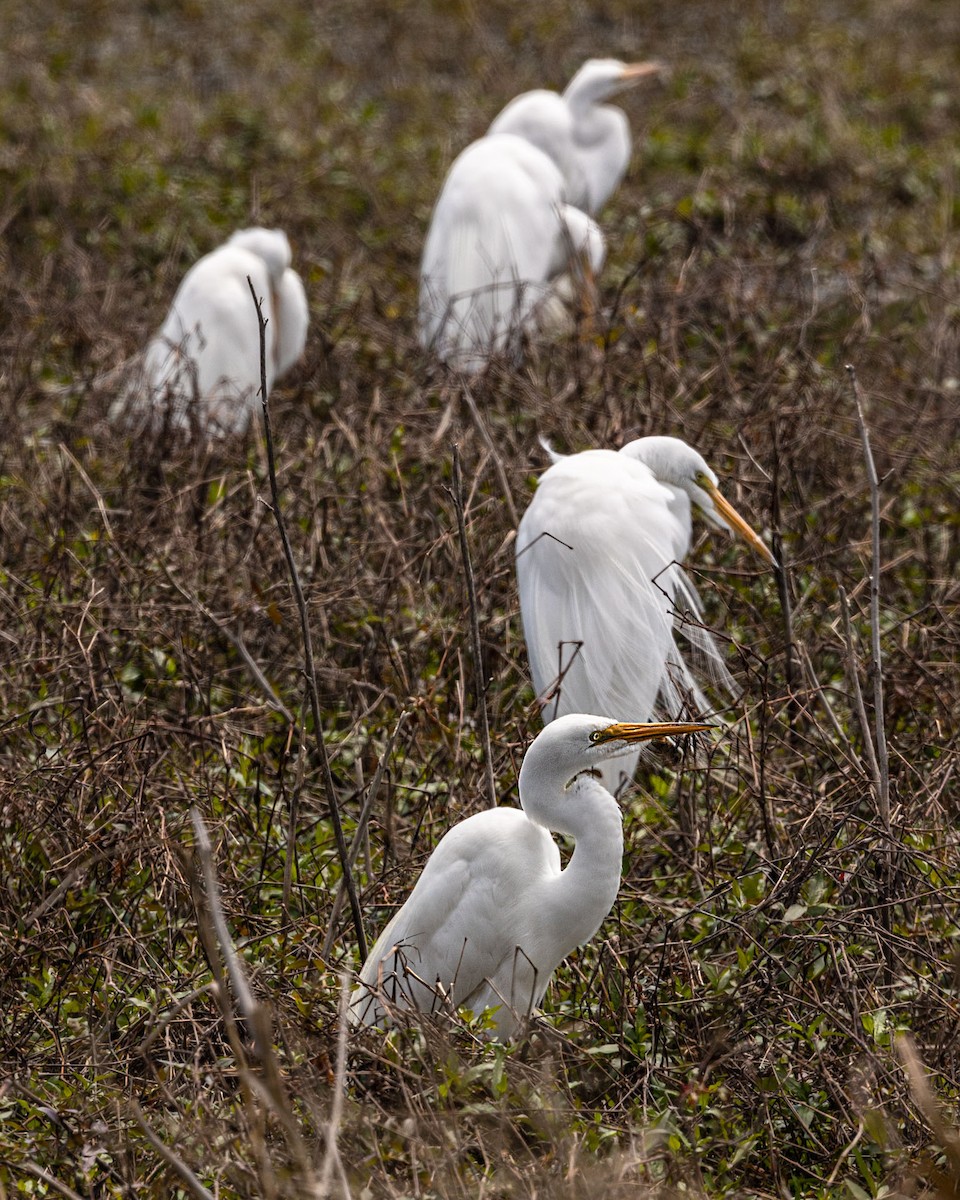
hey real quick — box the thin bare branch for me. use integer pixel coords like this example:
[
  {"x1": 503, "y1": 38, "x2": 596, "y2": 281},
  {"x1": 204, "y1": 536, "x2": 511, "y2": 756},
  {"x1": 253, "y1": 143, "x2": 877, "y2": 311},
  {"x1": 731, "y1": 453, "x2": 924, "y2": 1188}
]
[
  {"x1": 322, "y1": 710, "x2": 410, "y2": 959},
  {"x1": 837, "y1": 585, "x2": 882, "y2": 797},
  {"x1": 449, "y1": 444, "x2": 497, "y2": 809},
  {"x1": 319, "y1": 973, "x2": 353, "y2": 1200},
  {"x1": 846, "y1": 363, "x2": 891, "y2": 837},
  {"x1": 130, "y1": 1100, "x2": 217, "y2": 1200},
  {"x1": 247, "y1": 275, "x2": 367, "y2": 960},
  {"x1": 191, "y1": 808, "x2": 259, "y2": 1028},
  {"x1": 461, "y1": 383, "x2": 519, "y2": 528},
  {"x1": 160, "y1": 561, "x2": 296, "y2": 724}
]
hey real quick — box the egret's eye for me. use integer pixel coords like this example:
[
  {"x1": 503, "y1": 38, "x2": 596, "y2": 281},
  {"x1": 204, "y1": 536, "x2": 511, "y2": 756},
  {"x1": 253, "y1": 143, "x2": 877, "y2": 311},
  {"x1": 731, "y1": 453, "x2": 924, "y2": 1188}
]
[
  {"x1": 589, "y1": 730, "x2": 602, "y2": 743},
  {"x1": 694, "y1": 470, "x2": 709, "y2": 487}
]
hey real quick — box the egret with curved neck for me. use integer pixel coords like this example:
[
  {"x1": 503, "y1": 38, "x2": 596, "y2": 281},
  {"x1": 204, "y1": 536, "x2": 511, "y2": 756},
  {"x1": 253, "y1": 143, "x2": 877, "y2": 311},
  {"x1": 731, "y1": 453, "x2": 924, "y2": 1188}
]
[
  {"x1": 351, "y1": 714, "x2": 709, "y2": 1039},
  {"x1": 489, "y1": 58, "x2": 663, "y2": 214}
]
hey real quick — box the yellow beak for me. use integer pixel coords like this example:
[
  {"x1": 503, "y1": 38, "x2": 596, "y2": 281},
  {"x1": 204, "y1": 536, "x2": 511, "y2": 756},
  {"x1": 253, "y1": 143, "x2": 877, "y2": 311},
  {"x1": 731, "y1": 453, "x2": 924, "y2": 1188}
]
[
  {"x1": 620, "y1": 61, "x2": 665, "y2": 84},
  {"x1": 704, "y1": 481, "x2": 777, "y2": 566},
  {"x1": 596, "y1": 720, "x2": 712, "y2": 746}
]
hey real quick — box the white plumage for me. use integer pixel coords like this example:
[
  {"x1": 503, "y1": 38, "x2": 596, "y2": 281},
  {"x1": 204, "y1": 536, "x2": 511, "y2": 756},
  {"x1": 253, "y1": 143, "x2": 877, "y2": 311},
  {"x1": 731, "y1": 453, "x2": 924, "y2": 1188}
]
[
  {"x1": 117, "y1": 227, "x2": 308, "y2": 436},
  {"x1": 351, "y1": 713, "x2": 708, "y2": 1039},
  {"x1": 418, "y1": 134, "x2": 605, "y2": 373},
  {"x1": 516, "y1": 437, "x2": 775, "y2": 794},
  {"x1": 488, "y1": 58, "x2": 663, "y2": 215}
]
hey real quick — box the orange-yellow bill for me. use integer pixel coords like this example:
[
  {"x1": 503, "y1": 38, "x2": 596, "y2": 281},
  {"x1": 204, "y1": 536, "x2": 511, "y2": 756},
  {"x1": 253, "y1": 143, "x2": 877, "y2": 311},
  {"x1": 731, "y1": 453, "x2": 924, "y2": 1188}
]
[
  {"x1": 620, "y1": 61, "x2": 665, "y2": 84},
  {"x1": 596, "y1": 721, "x2": 712, "y2": 746},
  {"x1": 705, "y1": 482, "x2": 778, "y2": 566}
]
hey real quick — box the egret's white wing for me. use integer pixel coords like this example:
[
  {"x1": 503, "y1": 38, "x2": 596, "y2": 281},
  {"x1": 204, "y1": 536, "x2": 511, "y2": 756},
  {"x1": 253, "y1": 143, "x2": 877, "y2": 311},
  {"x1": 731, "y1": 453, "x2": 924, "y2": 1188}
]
[
  {"x1": 353, "y1": 806, "x2": 561, "y2": 1036},
  {"x1": 488, "y1": 89, "x2": 591, "y2": 212},
  {"x1": 517, "y1": 450, "x2": 715, "y2": 792},
  {"x1": 274, "y1": 268, "x2": 309, "y2": 377},
  {"x1": 418, "y1": 135, "x2": 573, "y2": 373},
  {"x1": 573, "y1": 104, "x2": 632, "y2": 213},
  {"x1": 532, "y1": 205, "x2": 606, "y2": 336},
  {"x1": 117, "y1": 230, "x2": 306, "y2": 437}
]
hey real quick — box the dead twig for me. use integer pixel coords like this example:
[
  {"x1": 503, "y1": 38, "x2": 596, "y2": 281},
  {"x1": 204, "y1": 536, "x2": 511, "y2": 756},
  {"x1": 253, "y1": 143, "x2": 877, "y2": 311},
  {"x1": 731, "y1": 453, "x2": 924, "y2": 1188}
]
[
  {"x1": 318, "y1": 974, "x2": 353, "y2": 1199},
  {"x1": 160, "y1": 561, "x2": 296, "y2": 724},
  {"x1": 461, "y1": 383, "x2": 520, "y2": 528},
  {"x1": 189, "y1": 809, "x2": 323, "y2": 1191},
  {"x1": 769, "y1": 422, "x2": 799, "y2": 728},
  {"x1": 191, "y1": 808, "x2": 259, "y2": 1029},
  {"x1": 846, "y1": 364, "x2": 891, "y2": 838},
  {"x1": 448, "y1": 445, "x2": 497, "y2": 809},
  {"x1": 247, "y1": 275, "x2": 367, "y2": 960},
  {"x1": 838, "y1": 585, "x2": 883, "y2": 798},
  {"x1": 896, "y1": 1033, "x2": 960, "y2": 1195},
  {"x1": 322, "y1": 710, "x2": 410, "y2": 959},
  {"x1": 130, "y1": 1100, "x2": 217, "y2": 1200}
]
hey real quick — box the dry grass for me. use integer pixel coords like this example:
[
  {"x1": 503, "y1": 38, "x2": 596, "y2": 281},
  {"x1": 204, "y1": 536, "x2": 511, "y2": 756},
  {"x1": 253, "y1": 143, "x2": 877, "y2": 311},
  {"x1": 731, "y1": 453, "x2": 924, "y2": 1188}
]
[{"x1": 2, "y1": 0, "x2": 960, "y2": 1196}]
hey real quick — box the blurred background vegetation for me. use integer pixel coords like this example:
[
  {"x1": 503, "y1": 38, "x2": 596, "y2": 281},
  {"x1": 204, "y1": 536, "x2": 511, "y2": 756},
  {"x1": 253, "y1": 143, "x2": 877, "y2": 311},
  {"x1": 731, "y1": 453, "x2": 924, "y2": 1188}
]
[{"x1": 2, "y1": 0, "x2": 960, "y2": 1196}]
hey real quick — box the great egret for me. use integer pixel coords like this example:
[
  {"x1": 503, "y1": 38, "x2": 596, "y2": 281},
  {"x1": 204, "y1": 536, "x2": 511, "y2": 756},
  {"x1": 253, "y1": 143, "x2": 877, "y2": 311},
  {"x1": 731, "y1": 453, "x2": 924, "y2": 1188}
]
[
  {"x1": 115, "y1": 227, "x2": 308, "y2": 436},
  {"x1": 418, "y1": 133, "x2": 605, "y2": 373},
  {"x1": 351, "y1": 713, "x2": 709, "y2": 1039},
  {"x1": 516, "y1": 436, "x2": 775, "y2": 794},
  {"x1": 488, "y1": 58, "x2": 663, "y2": 215}
]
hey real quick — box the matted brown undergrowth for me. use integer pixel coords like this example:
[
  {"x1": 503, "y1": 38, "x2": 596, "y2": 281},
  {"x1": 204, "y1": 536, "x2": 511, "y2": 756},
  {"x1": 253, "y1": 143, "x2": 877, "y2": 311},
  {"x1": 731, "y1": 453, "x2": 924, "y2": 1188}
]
[{"x1": 2, "y1": 0, "x2": 960, "y2": 1196}]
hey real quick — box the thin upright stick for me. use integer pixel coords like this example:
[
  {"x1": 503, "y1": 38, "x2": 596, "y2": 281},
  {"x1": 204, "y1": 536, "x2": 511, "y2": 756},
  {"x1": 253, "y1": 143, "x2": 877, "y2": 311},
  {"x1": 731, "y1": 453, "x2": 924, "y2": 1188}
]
[
  {"x1": 318, "y1": 974, "x2": 353, "y2": 1199},
  {"x1": 846, "y1": 364, "x2": 891, "y2": 839},
  {"x1": 450, "y1": 444, "x2": 497, "y2": 809},
  {"x1": 321, "y1": 711, "x2": 409, "y2": 959},
  {"x1": 769, "y1": 424, "x2": 798, "y2": 726},
  {"x1": 837, "y1": 586, "x2": 882, "y2": 798},
  {"x1": 189, "y1": 811, "x2": 321, "y2": 1187},
  {"x1": 247, "y1": 277, "x2": 367, "y2": 960},
  {"x1": 130, "y1": 1100, "x2": 217, "y2": 1200},
  {"x1": 191, "y1": 808, "x2": 258, "y2": 1028},
  {"x1": 461, "y1": 384, "x2": 519, "y2": 529}
]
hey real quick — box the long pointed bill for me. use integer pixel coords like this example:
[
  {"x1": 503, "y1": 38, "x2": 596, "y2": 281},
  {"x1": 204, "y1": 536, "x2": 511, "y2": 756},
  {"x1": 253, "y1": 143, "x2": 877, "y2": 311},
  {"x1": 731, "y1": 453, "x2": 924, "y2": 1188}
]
[
  {"x1": 705, "y1": 482, "x2": 777, "y2": 566},
  {"x1": 595, "y1": 721, "x2": 712, "y2": 746},
  {"x1": 620, "y1": 61, "x2": 665, "y2": 85}
]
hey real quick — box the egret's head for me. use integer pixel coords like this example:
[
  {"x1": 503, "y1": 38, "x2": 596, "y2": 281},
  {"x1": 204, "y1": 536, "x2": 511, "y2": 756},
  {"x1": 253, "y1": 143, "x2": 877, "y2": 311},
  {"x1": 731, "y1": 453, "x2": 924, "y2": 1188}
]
[
  {"x1": 564, "y1": 59, "x2": 663, "y2": 106},
  {"x1": 620, "y1": 435, "x2": 777, "y2": 566},
  {"x1": 228, "y1": 227, "x2": 293, "y2": 282},
  {"x1": 520, "y1": 712, "x2": 710, "y2": 796}
]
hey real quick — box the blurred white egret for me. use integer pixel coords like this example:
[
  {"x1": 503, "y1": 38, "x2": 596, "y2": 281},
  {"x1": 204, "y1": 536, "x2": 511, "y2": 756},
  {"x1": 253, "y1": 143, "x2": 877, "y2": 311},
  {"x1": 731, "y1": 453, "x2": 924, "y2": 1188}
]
[
  {"x1": 351, "y1": 713, "x2": 709, "y2": 1039},
  {"x1": 116, "y1": 227, "x2": 308, "y2": 436},
  {"x1": 489, "y1": 58, "x2": 663, "y2": 214},
  {"x1": 418, "y1": 133, "x2": 605, "y2": 373},
  {"x1": 516, "y1": 436, "x2": 775, "y2": 794}
]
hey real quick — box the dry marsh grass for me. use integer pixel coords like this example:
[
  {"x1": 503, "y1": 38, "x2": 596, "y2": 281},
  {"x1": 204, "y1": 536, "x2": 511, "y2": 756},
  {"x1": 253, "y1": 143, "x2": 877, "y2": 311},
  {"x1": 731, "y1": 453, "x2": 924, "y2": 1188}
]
[{"x1": 2, "y1": 0, "x2": 960, "y2": 1196}]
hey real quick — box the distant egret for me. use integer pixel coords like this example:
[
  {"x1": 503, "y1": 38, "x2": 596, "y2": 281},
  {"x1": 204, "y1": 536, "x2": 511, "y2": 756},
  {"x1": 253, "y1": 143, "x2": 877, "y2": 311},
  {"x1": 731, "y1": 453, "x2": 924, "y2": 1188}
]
[
  {"x1": 116, "y1": 227, "x2": 308, "y2": 436},
  {"x1": 351, "y1": 713, "x2": 710, "y2": 1039},
  {"x1": 489, "y1": 58, "x2": 663, "y2": 214},
  {"x1": 516, "y1": 437, "x2": 775, "y2": 794},
  {"x1": 418, "y1": 134, "x2": 604, "y2": 373}
]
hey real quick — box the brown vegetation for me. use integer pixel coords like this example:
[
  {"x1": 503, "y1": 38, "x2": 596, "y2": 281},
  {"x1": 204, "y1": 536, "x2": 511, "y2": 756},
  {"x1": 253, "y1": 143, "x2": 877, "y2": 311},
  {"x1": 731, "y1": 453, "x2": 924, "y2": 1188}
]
[{"x1": 1, "y1": 0, "x2": 960, "y2": 1195}]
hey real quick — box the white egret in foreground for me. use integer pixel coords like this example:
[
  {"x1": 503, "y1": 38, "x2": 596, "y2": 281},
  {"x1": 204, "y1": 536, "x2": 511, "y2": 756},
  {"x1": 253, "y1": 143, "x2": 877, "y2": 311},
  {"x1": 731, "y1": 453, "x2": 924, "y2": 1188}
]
[
  {"x1": 488, "y1": 58, "x2": 664, "y2": 215},
  {"x1": 516, "y1": 437, "x2": 776, "y2": 794},
  {"x1": 351, "y1": 713, "x2": 709, "y2": 1039},
  {"x1": 418, "y1": 133, "x2": 605, "y2": 373},
  {"x1": 115, "y1": 227, "x2": 308, "y2": 436}
]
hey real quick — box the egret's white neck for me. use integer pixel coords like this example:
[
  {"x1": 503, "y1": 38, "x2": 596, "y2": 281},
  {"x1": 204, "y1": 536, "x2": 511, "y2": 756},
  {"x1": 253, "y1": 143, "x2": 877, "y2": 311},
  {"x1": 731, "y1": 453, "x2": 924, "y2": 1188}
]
[
  {"x1": 567, "y1": 100, "x2": 619, "y2": 146},
  {"x1": 519, "y1": 761, "x2": 625, "y2": 957}
]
